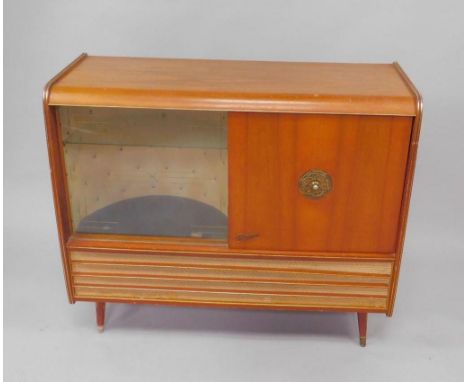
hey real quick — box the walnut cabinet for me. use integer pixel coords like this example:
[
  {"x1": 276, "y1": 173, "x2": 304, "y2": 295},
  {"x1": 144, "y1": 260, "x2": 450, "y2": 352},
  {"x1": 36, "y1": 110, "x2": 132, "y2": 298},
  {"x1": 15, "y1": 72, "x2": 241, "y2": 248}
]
[{"x1": 44, "y1": 54, "x2": 422, "y2": 346}]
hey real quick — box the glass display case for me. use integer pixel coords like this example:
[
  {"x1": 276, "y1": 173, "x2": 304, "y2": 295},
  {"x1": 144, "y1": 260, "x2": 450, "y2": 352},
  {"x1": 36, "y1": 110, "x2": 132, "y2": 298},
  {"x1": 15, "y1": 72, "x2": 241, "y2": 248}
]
[{"x1": 60, "y1": 107, "x2": 228, "y2": 239}]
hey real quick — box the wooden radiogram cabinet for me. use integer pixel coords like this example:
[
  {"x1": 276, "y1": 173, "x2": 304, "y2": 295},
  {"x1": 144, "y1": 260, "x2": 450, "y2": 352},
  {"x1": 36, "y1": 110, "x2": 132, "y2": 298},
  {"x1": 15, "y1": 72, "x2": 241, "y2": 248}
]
[{"x1": 44, "y1": 54, "x2": 422, "y2": 346}]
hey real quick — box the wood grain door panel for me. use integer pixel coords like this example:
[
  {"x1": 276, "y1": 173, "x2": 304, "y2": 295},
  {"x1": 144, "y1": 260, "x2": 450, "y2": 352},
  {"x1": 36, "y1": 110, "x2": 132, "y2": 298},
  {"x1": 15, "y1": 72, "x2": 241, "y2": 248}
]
[{"x1": 228, "y1": 113, "x2": 412, "y2": 253}]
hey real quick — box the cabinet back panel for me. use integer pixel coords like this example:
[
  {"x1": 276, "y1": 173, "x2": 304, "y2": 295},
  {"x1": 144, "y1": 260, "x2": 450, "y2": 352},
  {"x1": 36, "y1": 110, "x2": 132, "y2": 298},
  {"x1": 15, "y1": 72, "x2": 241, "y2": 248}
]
[{"x1": 229, "y1": 113, "x2": 412, "y2": 253}]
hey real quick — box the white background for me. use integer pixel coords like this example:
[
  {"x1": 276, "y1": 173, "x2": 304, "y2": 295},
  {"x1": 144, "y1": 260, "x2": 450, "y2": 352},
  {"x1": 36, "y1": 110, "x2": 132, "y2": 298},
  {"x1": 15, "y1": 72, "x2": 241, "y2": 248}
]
[{"x1": 4, "y1": 1, "x2": 463, "y2": 381}]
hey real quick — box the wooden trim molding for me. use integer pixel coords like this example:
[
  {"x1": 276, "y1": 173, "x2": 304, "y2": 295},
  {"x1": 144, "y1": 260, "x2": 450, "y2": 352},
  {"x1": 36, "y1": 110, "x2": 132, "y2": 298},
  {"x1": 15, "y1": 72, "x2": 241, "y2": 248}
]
[
  {"x1": 74, "y1": 297, "x2": 386, "y2": 314},
  {"x1": 67, "y1": 233, "x2": 396, "y2": 262}
]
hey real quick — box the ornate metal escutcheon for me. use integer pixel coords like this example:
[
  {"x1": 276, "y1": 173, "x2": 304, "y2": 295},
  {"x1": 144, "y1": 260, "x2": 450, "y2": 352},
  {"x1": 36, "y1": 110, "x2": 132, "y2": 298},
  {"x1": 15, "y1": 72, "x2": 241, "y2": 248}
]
[{"x1": 298, "y1": 169, "x2": 333, "y2": 199}]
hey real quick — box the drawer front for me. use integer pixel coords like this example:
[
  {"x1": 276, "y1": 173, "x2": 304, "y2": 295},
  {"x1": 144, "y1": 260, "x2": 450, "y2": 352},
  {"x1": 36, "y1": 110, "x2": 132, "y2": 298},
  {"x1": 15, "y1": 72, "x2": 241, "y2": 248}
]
[
  {"x1": 70, "y1": 251, "x2": 392, "y2": 311},
  {"x1": 229, "y1": 113, "x2": 412, "y2": 253}
]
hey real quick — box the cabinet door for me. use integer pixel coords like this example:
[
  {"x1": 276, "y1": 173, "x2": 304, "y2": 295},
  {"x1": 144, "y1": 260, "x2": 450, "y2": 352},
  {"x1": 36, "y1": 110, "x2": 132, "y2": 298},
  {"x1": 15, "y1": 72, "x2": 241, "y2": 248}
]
[{"x1": 228, "y1": 113, "x2": 412, "y2": 253}]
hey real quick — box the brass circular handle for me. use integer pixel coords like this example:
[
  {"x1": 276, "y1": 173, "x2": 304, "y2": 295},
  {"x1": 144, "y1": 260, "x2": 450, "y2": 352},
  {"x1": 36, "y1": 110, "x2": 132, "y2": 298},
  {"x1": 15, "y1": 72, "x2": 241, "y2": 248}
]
[{"x1": 298, "y1": 170, "x2": 332, "y2": 199}]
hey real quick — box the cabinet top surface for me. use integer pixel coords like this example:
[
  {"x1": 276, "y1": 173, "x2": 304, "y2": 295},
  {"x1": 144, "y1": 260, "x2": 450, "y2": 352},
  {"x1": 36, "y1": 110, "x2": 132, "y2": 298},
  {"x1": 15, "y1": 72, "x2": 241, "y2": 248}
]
[{"x1": 46, "y1": 54, "x2": 418, "y2": 116}]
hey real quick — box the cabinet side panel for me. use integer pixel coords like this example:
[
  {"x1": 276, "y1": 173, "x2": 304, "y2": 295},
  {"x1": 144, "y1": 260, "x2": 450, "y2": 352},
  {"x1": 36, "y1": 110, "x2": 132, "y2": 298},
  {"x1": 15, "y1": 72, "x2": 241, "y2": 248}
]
[
  {"x1": 43, "y1": 54, "x2": 88, "y2": 303},
  {"x1": 387, "y1": 62, "x2": 423, "y2": 315},
  {"x1": 43, "y1": 105, "x2": 74, "y2": 302}
]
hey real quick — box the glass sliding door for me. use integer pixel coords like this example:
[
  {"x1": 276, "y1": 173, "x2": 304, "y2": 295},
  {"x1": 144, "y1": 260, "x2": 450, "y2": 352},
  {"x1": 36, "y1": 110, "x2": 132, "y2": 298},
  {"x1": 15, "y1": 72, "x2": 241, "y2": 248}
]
[{"x1": 60, "y1": 107, "x2": 228, "y2": 240}]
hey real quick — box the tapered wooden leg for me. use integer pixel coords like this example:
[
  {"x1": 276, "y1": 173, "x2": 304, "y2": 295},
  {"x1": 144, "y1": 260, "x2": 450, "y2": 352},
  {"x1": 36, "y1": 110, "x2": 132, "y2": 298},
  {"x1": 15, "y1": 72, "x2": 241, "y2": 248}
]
[
  {"x1": 357, "y1": 312, "x2": 367, "y2": 347},
  {"x1": 96, "y1": 302, "x2": 106, "y2": 332}
]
